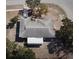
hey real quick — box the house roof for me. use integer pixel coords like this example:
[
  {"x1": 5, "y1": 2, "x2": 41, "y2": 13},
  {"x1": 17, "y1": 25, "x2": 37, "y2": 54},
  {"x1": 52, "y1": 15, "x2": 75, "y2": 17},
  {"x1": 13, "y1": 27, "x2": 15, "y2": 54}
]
[{"x1": 19, "y1": 16, "x2": 55, "y2": 38}]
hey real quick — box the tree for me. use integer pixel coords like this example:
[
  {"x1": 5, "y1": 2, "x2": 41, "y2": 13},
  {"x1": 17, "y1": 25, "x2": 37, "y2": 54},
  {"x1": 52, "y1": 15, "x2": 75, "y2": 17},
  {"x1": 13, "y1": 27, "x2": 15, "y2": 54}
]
[
  {"x1": 38, "y1": 4, "x2": 48, "y2": 15},
  {"x1": 6, "y1": 39, "x2": 36, "y2": 59},
  {"x1": 32, "y1": 4, "x2": 48, "y2": 18},
  {"x1": 56, "y1": 17, "x2": 73, "y2": 51},
  {"x1": 48, "y1": 17, "x2": 73, "y2": 59},
  {"x1": 26, "y1": 0, "x2": 40, "y2": 8},
  {"x1": 26, "y1": 0, "x2": 48, "y2": 18}
]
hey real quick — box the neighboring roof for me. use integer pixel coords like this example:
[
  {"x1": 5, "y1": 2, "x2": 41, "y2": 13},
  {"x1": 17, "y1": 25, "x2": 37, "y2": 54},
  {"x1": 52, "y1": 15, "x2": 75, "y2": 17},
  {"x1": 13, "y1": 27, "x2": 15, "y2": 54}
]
[
  {"x1": 27, "y1": 37, "x2": 43, "y2": 44},
  {"x1": 19, "y1": 17, "x2": 55, "y2": 38}
]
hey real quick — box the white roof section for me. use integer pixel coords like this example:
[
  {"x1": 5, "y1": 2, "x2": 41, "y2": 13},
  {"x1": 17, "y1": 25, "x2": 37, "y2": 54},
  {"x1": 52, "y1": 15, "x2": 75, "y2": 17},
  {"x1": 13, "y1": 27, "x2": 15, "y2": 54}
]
[
  {"x1": 19, "y1": 16, "x2": 55, "y2": 38},
  {"x1": 27, "y1": 37, "x2": 43, "y2": 44}
]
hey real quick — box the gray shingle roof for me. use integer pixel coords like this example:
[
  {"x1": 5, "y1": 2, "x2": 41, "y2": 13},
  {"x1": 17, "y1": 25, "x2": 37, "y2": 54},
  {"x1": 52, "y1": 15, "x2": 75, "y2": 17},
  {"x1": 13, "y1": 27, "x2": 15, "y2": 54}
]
[{"x1": 19, "y1": 17, "x2": 55, "y2": 38}]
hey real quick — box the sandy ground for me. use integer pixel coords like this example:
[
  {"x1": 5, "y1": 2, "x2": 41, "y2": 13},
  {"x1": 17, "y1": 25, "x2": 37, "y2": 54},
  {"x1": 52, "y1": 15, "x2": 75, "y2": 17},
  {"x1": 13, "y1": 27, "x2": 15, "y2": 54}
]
[
  {"x1": 47, "y1": 4, "x2": 66, "y2": 30},
  {"x1": 6, "y1": 11, "x2": 19, "y2": 25},
  {"x1": 6, "y1": 4, "x2": 72, "y2": 59}
]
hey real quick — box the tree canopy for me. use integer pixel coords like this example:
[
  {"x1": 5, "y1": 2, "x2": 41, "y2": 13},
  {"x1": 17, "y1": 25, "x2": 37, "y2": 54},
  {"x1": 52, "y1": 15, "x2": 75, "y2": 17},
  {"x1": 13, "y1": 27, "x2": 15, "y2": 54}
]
[
  {"x1": 48, "y1": 17, "x2": 73, "y2": 58},
  {"x1": 26, "y1": 0, "x2": 40, "y2": 8},
  {"x1": 6, "y1": 39, "x2": 36, "y2": 59},
  {"x1": 26, "y1": 0, "x2": 48, "y2": 18},
  {"x1": 56, "y1": 17, "x2": 73, "y2": 51}
]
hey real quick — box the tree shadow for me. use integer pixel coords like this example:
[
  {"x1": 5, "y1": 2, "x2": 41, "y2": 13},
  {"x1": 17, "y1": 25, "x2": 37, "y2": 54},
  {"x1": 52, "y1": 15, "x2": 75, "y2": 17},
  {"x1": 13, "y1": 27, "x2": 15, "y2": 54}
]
[
  {"x1": 6, "y1": 22, "x2": 15, "y2": 29},
  {"x1": 43, "y1": 37, "x2": 54, "y2": 42},
  {"x1": 6, "y1": 16, "x2": 18, "y2": 29},
  {"x1": 24, "y1": 43, "x2": 41, "y2": 48},
  {"x1": 47, "y1": 38, "x2": 62, "y2": 54}
]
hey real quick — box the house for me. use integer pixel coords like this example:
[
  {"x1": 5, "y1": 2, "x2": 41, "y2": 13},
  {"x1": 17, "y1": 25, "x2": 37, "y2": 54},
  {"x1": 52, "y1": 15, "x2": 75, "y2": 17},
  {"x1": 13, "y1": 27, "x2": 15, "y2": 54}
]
[{"x1": 19, "y1": 5, "x2": 55, "y2": 45}]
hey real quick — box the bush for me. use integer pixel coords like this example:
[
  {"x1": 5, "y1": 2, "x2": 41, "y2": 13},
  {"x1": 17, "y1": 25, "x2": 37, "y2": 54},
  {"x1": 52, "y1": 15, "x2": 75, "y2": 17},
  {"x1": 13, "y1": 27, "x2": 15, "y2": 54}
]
[{"x1": 6, "y1": 16, "x2": 19, "y2": 29}]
